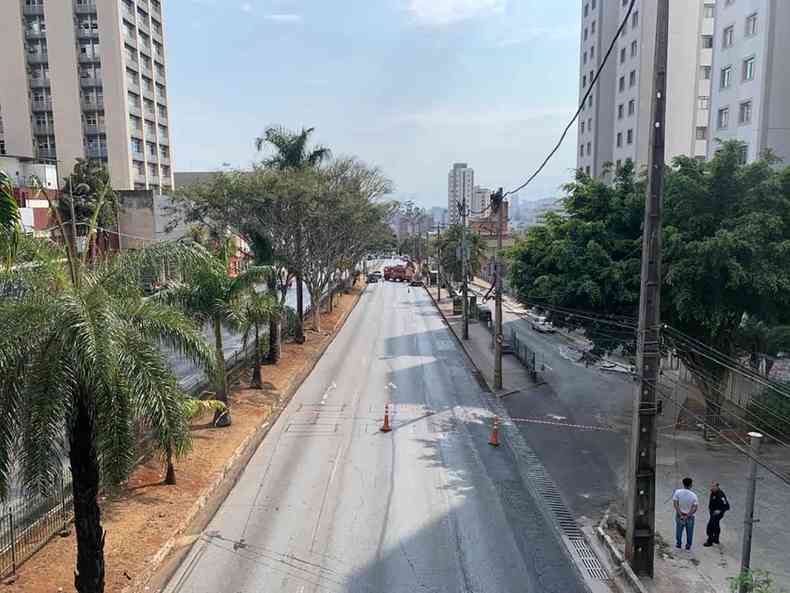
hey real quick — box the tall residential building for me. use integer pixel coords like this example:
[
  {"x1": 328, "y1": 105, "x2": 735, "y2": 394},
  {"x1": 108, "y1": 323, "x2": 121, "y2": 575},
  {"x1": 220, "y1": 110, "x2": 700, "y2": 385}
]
[
  {"x1": 707, "y1": 1, "x2": 790, "y2": 164},
  {"x1": 577, "y1": 0, "x2": 715, "y2": 177},
  {"x1": 471, "y1": 185, "x2": 491, "y2": 220},
  {"x1": 447, "y1": 163, "x2": 474, "y2": 226},
  {"x1": 0, "y1": 0, "x2": 174, "y2": 191}
]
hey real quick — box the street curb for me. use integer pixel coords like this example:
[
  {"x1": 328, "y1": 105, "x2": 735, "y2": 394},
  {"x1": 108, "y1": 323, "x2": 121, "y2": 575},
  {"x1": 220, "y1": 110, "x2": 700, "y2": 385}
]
[
  {"x1": 596, "y1": 511, "x2": 649, "y2": 593},
  {"x1": 423, "y1": 286, "x2": 598, "y2": 593},
  {"x1": 125, "y1": 286, "x2": 366, "y2": 593}
]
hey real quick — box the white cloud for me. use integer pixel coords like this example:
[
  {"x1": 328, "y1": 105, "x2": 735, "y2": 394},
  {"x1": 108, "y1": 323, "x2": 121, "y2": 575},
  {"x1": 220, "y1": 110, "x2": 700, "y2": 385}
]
[
  {"x1": 263, "y1": 13, "x2": 302, "y2": 23},
  {"x1": 407, "y1": 0, "x2": 505, "y2": 26},
  {"x1": 496, "y1": 24, "x2": 577, "y2": 47},
  {"x1": 241, "y1": 2, "x2": 253, "y2": 13}
]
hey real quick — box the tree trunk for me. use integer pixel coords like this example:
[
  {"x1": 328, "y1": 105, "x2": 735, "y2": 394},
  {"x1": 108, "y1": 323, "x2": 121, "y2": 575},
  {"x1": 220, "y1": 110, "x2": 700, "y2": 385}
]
[
  {"x1": 295, "y1": 227, "x2": 305, "y2": 344},
  {"x1": 69, "y1": 395, "x2": 105, "y2": 593},
  {"x1": 213, "y1": 316, "x2": 231, "y2": 427},
  {"x1": 251, "y1": 323, "x2": 262, "y2": 389},
  {"x1": 268, "y1": 316, "x2": 281, "y2": 364},
  {"x1": 164, "y1": 448, "x2": 176, "y2": 485},
  {"x1": 312, "y1": 290, "x2": 321, "y2": 332}
]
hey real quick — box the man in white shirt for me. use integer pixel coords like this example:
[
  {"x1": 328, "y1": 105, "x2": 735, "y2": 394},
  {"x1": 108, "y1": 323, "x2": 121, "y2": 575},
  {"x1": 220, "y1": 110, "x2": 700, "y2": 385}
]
[{"x1": 673, "y1": 477, "x2": 700, "y2": 550}]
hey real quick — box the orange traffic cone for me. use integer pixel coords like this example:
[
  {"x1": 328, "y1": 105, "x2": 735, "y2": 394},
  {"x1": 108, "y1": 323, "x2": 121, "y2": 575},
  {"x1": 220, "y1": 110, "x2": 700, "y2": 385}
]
[
  {"x1": 380, "y1": 402, "x2": 393, "y2": 433},
  {"x1": 488, "y1": 416, "x2": 500, "y2": 447}
]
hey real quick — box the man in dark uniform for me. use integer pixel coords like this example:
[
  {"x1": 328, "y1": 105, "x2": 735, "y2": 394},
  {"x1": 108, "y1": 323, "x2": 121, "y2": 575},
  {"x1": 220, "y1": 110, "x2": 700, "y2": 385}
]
[{"x1": 704, "y1": 482, "x2": 730, "y2": 546}]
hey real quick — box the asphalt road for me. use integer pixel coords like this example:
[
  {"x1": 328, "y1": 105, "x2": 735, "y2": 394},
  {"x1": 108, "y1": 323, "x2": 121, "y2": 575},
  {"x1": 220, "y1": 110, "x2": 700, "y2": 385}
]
[
  {"x1": 474, "y1": 289, "x2": 634, "y2": 520},
  {"x1": 164, "y1": 280, "x2": 588, "y2": 593}
]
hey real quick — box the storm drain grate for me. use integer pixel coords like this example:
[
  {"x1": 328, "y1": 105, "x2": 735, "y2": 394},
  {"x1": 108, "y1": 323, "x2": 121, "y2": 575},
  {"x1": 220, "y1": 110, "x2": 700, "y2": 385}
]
[{"x1": 571, "y1": 537, "x2": 609, "y2": 580}]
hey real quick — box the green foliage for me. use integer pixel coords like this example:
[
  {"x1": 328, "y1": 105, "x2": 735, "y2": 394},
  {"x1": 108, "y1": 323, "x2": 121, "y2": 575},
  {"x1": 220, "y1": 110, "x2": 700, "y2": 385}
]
[
  {"x1": 506, "y1": 142, "x2": 790, "y2": 410},
  {"x1": 60, "y1": 158, "x2": 118, "y2": 230},
  {"x1": 729, "y1": 569, "x2": 787, "y2": 593},
  {"x1": 748, "y1": 385, "x2": 790, "y2": 443},
  {"x1": 0, "y1": 171, "x2": 20, "y2": 270},
  {"x1": 436, "y1": 224, "x2": 486, "y2": 282},
  {"x1": 254, "y1": 126, "x2": 331, "y2": 171}
]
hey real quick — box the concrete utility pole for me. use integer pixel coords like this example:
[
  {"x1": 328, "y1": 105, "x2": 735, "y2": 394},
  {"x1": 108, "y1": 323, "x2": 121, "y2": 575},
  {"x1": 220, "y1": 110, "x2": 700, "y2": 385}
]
[
  {"x1": 461, "y1": 195, "x2": 469, "y2": 340},
  {"x1": 739, "y1": 432, "x2": 763, "y2": 593},
  {"x1": 492, "y1": 188, "x2": 505, "y2": 390},
  {"x1": 625, "y1": 0, "x2": 669, "y2": 577},
  {"x1": 436, "y1": 223, "x2": 443, "y2": 301}
]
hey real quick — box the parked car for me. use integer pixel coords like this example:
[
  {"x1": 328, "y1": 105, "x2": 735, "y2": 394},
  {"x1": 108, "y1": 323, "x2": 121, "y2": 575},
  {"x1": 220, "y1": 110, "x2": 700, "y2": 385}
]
[
  {"x1": 371, "y1": 270, "x2": 383, "y2": 278},
  {"x1": 531, "y1": 316, "x2": 556, "y2": 333},
  {"x1": 367, "y1": 274, "x2": 379, "y2": 283},
  {"x1": 410, "y1": 279, "x2": 423, "y2": 287}
]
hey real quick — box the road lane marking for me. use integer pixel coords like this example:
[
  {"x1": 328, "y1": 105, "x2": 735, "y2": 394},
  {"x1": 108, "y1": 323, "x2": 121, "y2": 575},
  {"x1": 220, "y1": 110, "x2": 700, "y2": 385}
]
[{"x1": 320, "y1": 381, "x2": 337, "y2": 405}]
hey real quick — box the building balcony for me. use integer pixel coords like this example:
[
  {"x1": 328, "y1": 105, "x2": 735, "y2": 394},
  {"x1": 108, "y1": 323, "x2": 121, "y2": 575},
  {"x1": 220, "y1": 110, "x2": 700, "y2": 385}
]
[
  {"x1": 158, "y1": 135, "x2": 169, "y2": 146},
  {"x1": 150, "y1": 27, "x2": 163, "y2": 43},
  {"x1": 138, "y1": 43, "x2": 151, "y2": 57},
  {"x1": 137, "y1": 19, "x2": 149, "y2": 34},
  {"x1": 135, "y1": 172, "x2": 147, "y2": 185},
  {"x1": 22, "y1": 5, "x2": 44, "y2": 16},
  {"x1": 81, "y1": 98, "x2": 104, "y2": 110},
  {"x1": 159, "y1": 156, "x2": 170, "y2": 166},
  {"x1": 127, "y1": 80, "x2": 140, "y2": 93},
  {"x1": 29, "y1": 78, "x2": 51, "y2": 89},
  {"x1": 129, "y1": 126, "x2": 143, "y2": 138},
  {"x1": 25, "y1": 28, "x2": 47, "y2": 40},
  {"x1": 79, "y1": 74, "x2": 102, "y2": 88},
  {"x1": 78, "y1": 53, "x2": 101, "y2": 64},
  {"x1": 31, "y1": 99, "x2": 52, "y2": 111},
  {"x1": 27, "y1": 52, "x2": 49, "y2": 65},
  {"x1": 84, "y1": 123, "x2": 106, "y2": 135},
  {"x1": 140, "y1": 64, "x2": 153, "y2": 77},
  {"x1": 132, "y1": 151, "x2": 145, "y2": 162},
  {"x1": 32, "y1": 122, "x2": 55, "y2": 135},
  {"x1": 85, "y1": 146, "x2": 108, "y2": 159},
  {"x1": 141, "y1": 87, "x2": 154, "y2": 100},
  {"x1": 37, "y1": 148, "x2": 57, "y2": 160},
  {"x1": 74, "y1": 3, "x2": 97, "y2": 15},
  {"x1": 157, "y1": 114, "x2": 168, "y2": 125},
  {"x1": 77, "y1": 28, "x2": 100, "y2": 40}
]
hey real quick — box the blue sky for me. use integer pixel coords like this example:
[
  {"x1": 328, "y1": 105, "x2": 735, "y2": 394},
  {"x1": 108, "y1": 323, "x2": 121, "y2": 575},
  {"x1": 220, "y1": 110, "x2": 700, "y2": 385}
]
[{"x1": 165, "y1": 0, "x2": 581, "y2": 208}]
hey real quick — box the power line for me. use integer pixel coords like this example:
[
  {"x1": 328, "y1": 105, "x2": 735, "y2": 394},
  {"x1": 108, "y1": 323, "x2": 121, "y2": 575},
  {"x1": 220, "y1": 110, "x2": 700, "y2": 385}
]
[{"x1": 505, "y1": 0, "x2": 638, "y2": 197}]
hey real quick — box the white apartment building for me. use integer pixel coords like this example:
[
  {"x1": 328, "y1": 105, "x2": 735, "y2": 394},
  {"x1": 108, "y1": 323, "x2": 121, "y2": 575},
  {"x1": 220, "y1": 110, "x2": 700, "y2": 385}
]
[
  {"x1": 0, "y1": 0, "x2": 174, "y2": 191},
  {"x1": 578, "y1": 0, "x2": 715, "y2": 176},
  {"x1": 471, "y1": 185, "x2": 491, "y2": 220},
  {"x1": 707, "y1": 0, "x2": 790, "y2": 164},
  {"x1": 447, "y1": 163, "x2": 474, "y2": 225}
]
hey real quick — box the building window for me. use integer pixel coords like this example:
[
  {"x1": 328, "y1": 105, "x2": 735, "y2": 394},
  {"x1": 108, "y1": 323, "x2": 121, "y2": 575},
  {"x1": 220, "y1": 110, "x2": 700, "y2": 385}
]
[
  {"x1": 588, "y1": 95, "x2": 593, "y2": 108},
  {"x1": 629, "y1": 70, "x2": 636, "y2": 87},
  {"x1": 586, "y1": 166, "x2": 590, "y2": 175},
  {"x1": 616, "y1": 132, "x2": 623, "y2": 147},
  {"x1": 590, "y1": 45, "x2": 595, "y2": 59},
  {"x1": 739, "y1": 100, "x2": 752, "y2": 124},
  {"x1": 631, "y1": 40, "x2": 637, "y2": 57},
  {"x1": 696, "y1": 126, "x2": 708, "y2": 140},
  {"x1": 588, "y1": 117, "x2": 592, "y2": 130},
  {"x1": 745, "y1": 12, "x2": 757, "y2": 37},
  {"x1": 701, "y1": 65, "x2": 711, "y2": 80},
  {"x1": 592, "y1": 0, "x2": 596, "y2": 8},
  {"x1": 620, "y1": 47, "x2": 626, "y2": 63},
  {"x1": 627, "y1": 129, "x2": 633, "y2": 144},
  {"x1": 582, "y1": 75, "x2": 587, "y2": 87},
  {"x1": 616, "y1": 159, "x2": 622, "y2": 169},
  {"x1": 619, "y1": 76, "x2": 625, "y2": 92},
  {"x1": 584, "y1": 28, "x2": 588, "y2": 41},
  {"x1": 698, "y1": 96, "x2": 710, "y2": 109},
  {"x1": 628, "y1": 99, "x2": 635, "y2": 115},
  {"x1": 704, "y1": 4, "x2": 715, "y2": 18},
  {"x1": 583, "y1": 50, "x2": 587, "y2": 65},
  {"x1": 632, "y1": 11, "x2": 638, "y2": 28},
  {"x1": 584, "y1": 3, "x2": 589, "y2": 17},
  {"x1": 591, "y1": 21, "x2": 596, "y2": 34},
  {"x1": 720, "y1": 66, "x2": 732, "y2": 88},
  {"x1": 131, "y1": 138, "x2": 143, "y2": 154},
  {"x1": 618, "y1": 104, "x2": 624, "y2": 119},
  {"x1": 737, "y1": 144, "x2": 748, "y2": 164},
  {"x1": 587, "y1": 142, "x2": 592, "y2": 155},
  {"x1": 723, "y1": 25, "x2": 734, "y2": 48},
  {"x1": 580, "y1": 144, "x2": 585, "y2": 157},
  {"x1": 717, "y1": 107, "x2": 730, "y2": 129},
  {"x1": 581, "y1": 121, "x2": 585, "y2": 133},
  {"x1": 743, "y1": 56, "x2": 755, "y2": 81},
  {"x1": 702, "y1": 35, "x2": 713, "y2": 49}
]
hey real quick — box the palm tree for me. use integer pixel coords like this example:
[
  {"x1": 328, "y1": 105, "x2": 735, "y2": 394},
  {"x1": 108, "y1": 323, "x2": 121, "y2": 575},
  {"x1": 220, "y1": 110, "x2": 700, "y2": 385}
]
[
  {"x1": 254, "y1": 126, "x2": 331, "y2": 344},
  {"x1": 0, "y1": 171, "x2": 20, "y2": 270},
  {"x1": 158, "y1": 240, "x2": 272, "y2": 426},
  {"x1": 239, "y1": 291, "x2": 281, "y2": 389},
  {"x1": 0, "y1": 230, "x2": 214, "y2": 592}
]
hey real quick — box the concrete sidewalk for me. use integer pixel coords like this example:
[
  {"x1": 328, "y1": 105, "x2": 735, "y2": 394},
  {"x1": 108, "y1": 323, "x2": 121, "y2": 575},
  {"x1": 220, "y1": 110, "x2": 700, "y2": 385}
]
[{"x1": 432, "y1": 281, "x2": 790, "y2": 593}]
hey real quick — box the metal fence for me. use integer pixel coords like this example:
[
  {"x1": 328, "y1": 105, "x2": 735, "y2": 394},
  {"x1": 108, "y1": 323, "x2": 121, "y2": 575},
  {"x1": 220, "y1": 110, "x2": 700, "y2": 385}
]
[{"x1": 0, "y1": 474, "x2": 73, "y2": 578}]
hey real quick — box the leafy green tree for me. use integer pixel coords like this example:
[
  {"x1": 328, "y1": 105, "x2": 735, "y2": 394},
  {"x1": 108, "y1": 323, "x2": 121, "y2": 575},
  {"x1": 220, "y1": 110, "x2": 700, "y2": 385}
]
[
  {"x1": 736, "y1": 317, "x2": 790, "y2": 376},
  {"x1": 0, "y1": 194, "x2": 213, "y2": 593},
  {"x1": 60, "y1": 159, "x2": 118, "y2": 255},
  {"x1": 436, "y1": 224, "x2": 486, "y2": 283},
  {"x1": 506, "y1": 143, "x2": 790, "y2": 423},
  {"x1": 255, "y1": 126, "x2": 331, "y2": 343},
  {"x1": 0, "y1": 171, "x2": 20, "y2": 270},
  {"x1": 157, "y1": 242, "x2": 272, "y2": 426}
]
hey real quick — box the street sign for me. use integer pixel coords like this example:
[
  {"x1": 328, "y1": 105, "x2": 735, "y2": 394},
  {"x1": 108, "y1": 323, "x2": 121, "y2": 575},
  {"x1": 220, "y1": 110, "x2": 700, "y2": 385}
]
[{"x1": 496, "y1": 334, "x2": 504, "y2": 345}]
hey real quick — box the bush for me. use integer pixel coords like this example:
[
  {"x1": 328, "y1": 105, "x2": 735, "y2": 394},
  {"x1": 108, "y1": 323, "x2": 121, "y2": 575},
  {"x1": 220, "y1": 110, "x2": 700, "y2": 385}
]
[{"x1": 748, "y1": 386, "x2": 790, "y2": 444}]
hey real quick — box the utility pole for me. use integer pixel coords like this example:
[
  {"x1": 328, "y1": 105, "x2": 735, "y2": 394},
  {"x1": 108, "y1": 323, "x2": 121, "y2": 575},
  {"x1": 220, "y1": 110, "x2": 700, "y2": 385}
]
[
  {"x1": 436, "y1": 223, "x2": 442, "y2": 300},
  {"x1": 739, "y1": 432, "x2": 763, "y2": 593},
  {"x1": 492, "y1": 188, "x2": 505, "y2": 391},
  {"x1": 461, "y1": 194, "x2": 469, "y2": 340},
  {"x1": 625, "y1": 0, "x2": 669, "y2": 578}
]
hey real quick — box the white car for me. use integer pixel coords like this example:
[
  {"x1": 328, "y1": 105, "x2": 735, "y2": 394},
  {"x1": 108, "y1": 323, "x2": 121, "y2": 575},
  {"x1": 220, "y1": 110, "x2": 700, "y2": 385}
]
[{"x1": 531, "y1": 316, "x2": 556, "y2": 333}]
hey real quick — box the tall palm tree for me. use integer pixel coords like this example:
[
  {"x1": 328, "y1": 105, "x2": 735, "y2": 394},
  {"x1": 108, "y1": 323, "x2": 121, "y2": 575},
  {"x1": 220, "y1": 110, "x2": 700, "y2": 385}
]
[
  {"x1": 239, "y1": 291, "x2": 281, "y2": 389},
  {"x1": 254, "y1": 126, "x2": 331, "y2": 343},
  {"x1": 0, "y1": 230, "x2": 214, "y2": 593},
  {"x1": 158, "y1": 241, "x2": 272, "y2": 426}
]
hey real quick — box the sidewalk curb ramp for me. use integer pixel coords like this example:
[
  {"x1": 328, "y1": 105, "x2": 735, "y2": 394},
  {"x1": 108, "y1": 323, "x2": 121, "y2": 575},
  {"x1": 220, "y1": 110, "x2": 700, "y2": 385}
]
[
  {"x1": 424, "y1": 285, "x2": 613, "y2": 593},
  {"x1": 125, "y1": 285, "x2": 367, "y2": 593},
  {"x1": 595, "y1": 510, "x2": 650, "y2": 593}
]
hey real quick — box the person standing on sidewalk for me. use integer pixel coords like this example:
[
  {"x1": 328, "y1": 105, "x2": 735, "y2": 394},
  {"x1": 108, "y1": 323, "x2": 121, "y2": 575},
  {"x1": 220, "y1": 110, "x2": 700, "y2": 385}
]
[
  {"x1": 673, "y1": 477, "x2": 699, "y2": 550},
  {"x1": 703, "y1": 482, "x2": 730, "y2": 547}
]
